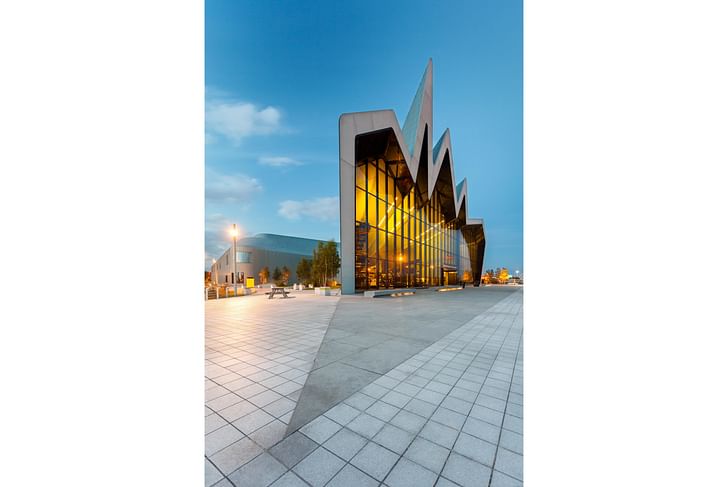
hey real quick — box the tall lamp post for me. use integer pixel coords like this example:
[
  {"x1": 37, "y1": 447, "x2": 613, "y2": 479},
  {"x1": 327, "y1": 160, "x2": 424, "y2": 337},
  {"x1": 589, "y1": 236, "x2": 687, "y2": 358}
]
[
  {"x1": 231, "y1": 224, "x2": 239, "y2": 296},
  {"x1": 212, "y1": 258, "x2": 217, "y2": 286},
  {"x1": 515, "y1": 269, "x2": 520, "y2": 284}
]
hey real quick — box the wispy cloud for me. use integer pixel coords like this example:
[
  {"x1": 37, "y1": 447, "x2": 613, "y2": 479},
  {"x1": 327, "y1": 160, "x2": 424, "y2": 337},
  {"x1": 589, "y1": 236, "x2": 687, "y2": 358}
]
[
  {"x1": 206, "y1": 170, "x2": 262, "y2": 203},
  {"x1": 278, "y1": 196, "x2": 339, "y2": 222},
  {"x1": 206, "y1": 96, "x2": 283, "y2": 143},
  {"x1": 258, "y1": 156, "x2": 303, "y2": 167}
]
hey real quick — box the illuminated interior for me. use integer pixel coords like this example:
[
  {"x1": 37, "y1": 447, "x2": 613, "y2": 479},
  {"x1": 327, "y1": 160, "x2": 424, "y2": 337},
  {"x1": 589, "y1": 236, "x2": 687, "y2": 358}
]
[{"x1": 354, "y1": 128, "x2": 473, "y2": 291}]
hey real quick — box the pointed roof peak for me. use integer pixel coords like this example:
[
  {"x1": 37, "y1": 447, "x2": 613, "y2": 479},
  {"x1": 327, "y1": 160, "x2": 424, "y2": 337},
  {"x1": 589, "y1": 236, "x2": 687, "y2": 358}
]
[{"x1": 402, "y1": 60, "x2": 434, "y2": 156}]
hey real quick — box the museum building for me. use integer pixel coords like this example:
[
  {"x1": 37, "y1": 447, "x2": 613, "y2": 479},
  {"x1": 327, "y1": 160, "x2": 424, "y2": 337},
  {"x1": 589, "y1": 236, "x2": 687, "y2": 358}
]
[{"x1": 338, "y1": 60, "x2": 486, "y2": 295}]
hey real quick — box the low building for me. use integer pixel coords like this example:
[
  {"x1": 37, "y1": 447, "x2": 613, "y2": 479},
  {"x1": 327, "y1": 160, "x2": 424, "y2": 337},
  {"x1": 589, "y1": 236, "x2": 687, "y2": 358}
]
[{"x1": 210, "y1": 233, "x2": 340, "y2": 286}]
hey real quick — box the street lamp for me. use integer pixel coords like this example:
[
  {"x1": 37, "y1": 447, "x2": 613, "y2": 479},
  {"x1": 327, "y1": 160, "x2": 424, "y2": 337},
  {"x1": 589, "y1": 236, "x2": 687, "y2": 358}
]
[
  {"x1": 212, "y1": 258, "x2": 217, "y2": 286},
  {"x1": 515, "y1": 269, "x2": 520, "y2": 283},
  {"x1": 230, "y1": 224, "x2": 239, "y2": 296}
]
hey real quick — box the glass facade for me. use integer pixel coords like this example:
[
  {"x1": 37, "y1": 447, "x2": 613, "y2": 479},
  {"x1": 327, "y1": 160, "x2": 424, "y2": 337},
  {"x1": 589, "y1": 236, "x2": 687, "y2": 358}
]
[{"x1": 354, "y1": 155, "x2": 471, "y2": 291}]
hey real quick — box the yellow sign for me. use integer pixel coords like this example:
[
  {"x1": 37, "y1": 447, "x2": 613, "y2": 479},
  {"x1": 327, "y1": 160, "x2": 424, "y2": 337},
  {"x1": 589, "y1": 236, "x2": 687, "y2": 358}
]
[{"x1": 246, "y1": 277, "x2": 255, "y2": 288}]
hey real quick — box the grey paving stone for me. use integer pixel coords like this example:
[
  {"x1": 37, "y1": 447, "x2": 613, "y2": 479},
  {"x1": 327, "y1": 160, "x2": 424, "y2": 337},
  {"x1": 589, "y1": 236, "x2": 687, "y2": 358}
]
[
  {"x1": 273, "y1": 380, "x2": 302, "y2": 397},
  {"x1": 440, "y1": 396, "x2": 472, "y2": 415},
  {"x1": 490, "y1": 470, "x2": 523, "y2": 487},
  {"x1": 462, "y1": 416, "x2": 501, "y2": 444},
  {"x1": 345, "y1": 392, "x2": 378, "y2": 411},
  {"x1": 502, "y1": 413, "x2": 522, "y2": 434},
  {"x1": 404, "y1": 437, "x2": 450, "y2": 474},
  {"x1": 237, "y1": 383, "x2": 267, "y2": 399},
  {"x1": 210, "y1": 437, "x2": 263, "y2": 475},
  {"x1": 415, "y1": 389, "x2": 446, "y2": 406},
  {"x1": 372, "y1": 424, "x2": 415, "y2": 454},
  {"x1": 205, "y1": 458, "x2": 223, "y2": 487},
  {"x1": 390, "y1": 381, "x2": 420, "y2": 397},
  {"x1": 390, "y1": 409, "x2": 428, "y2": 433},
  {"x1": 269, "y1": 432, "x2": 318, "y2": 468},
  {"x1": 268, "y1": 472, "x2": 308, "y2": 487},
  {"x1": 300, "y1": 415, "x2": 341, "y2": 444},
  {"x1": 382, "y1": 390, "x2": 412, "y2": 408},
  {"x1": 366, "y1": 400, "x2": 400, "y2": 422},
  {"x1": 324, "y1": 402, "x2": 360, "y2": 425},
  {"x1": 218, "y1": 400, "x2": 257, "y2": 422},
  {"x1": 476, "y1": 394, "x2": 507, "y2": 412},
  {"x1": 360, "y1": 382, "x2": 389, "y2": 399},
  {"x1": 326, "y1": 464, "x2": 379, "y2": 487},
  {"x1": 404, "y1": 375, "x2": 428, "y2": 388},
  {"x1": 323, "y1": 427, "x2": 368, "y2": 461},
  {"x1": 287, "y1": 362, "x2": 379, "y2": 433},
  {"x1": 424, "y1": 380, "x2": 452, "y2": 395},
  {"x1": 403, "y1": 398, "x2": 438, "y2": 418},
  {"x1": 505, "y1": 402, "x2": 523, "y2": 418},
  {"x1": 480, "y1": 386, "x2": 509, "y2": 401},
  {"x1": 470, "y1": 404, "x2": 504, "y2": 426},
  {"x1": 292, "y1": 447, "x2": 345, "y2": 487},
  {"x1": 248, "y1": 420, "x2": 287, "y2": 449},
  {"x1": 453, "y1": 432, "x2": 497, "y2": 467},
  {"x1": 499, "y1": 429, "x2": 523, "y2": 454},
  {"x1": 263, "y1": 397, "x2": 296, "y2": 418},
  {"x1": 347, "y1": 413, "x2": 385, "y2": 439},
  {"x1": 211, "y1": 479, "x2": 234, "y2": 487},
  {"x1": 228, "y1": 452, "x2": 287, "y2": 487},
  {"x1": 249, "y1": 389, "x2": 284, "y2": 408},
  {"x1": 207, "y1": 392, "x2": 245, "y2": 412},
  {"x1": 494, "y1": 447, "x2": 523, "y2": 481},
  {"x1": 233, "y1": 408, "x2": 275, "y2": 435},
  {"x1": 373, "y1": 375, "x2": 400, "y2": 389},
  {"x1": 448, "y1": 387, "x2": 477, "y2": 403},
  {"x1": 430, "y1": 406, "x2": 467, "y2": 430},
  {"x1": 441, "y1": 452, "x2": 492, "y2": 487},
  {"x1": 206, "y1": 424, "x2": 245, "y2": 456},
  {"x1": 206, "y1": 413, "x2": 227, "y2": 435},
  {"x1": 384, "y1": 457, "x2": 438, "y2": 487},
  {"x1": 419, "y1": 421, "x2": 459, "y2": 449},
  {"x1": 434, "y1": 477, "x2": 460, "y2": 487},
  {"x1": 351, "y1": 441, "x2": 400, "y2": 481}
]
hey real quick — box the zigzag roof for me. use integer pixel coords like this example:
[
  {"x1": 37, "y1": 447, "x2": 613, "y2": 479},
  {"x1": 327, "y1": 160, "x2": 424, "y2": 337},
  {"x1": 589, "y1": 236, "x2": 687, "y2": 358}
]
[{"x1": 339, "y1": 59, "x2": 480, "y2": 230}]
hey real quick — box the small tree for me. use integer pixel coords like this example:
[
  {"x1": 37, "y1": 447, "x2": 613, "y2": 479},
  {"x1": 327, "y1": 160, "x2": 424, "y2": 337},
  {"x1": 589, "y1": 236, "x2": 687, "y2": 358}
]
[
  {"x1": 281, "y1": 265, "x2": 291, "y2": 285},
  {"x1": 272, "y1": 266, "x2": 282, "y2": 284},
  {"x1": 498, "y1": 268, "x2": 509, "y2": 284},
  {"x1": 296, "y1": 257, "x2": 312, "y2": 285},
  {"x1": 258, "y1": 266, "x2": 270, "y2": 284},
  {"x1": 312, "y1": 240, "x2": 341, "y2": 286}
]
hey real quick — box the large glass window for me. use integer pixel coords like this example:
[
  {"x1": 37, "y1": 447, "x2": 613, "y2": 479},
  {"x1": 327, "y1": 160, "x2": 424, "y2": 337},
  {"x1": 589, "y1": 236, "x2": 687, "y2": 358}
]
[
  {"x1": 236, "y1": 251, "x2": 251, "y2": 264},
  {"x1": 353, "y1": 131, "x2": 470, "y2": 291}
]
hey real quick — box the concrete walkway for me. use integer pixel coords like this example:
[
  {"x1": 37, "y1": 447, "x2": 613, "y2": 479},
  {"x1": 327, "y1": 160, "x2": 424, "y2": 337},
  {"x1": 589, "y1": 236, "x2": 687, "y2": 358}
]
[
  {"x1": 206, "y1": 287, "x2": 523, "y2": 487},
  {"x1": 287, "y1": 287, "x2": 520, "y2": 432}
]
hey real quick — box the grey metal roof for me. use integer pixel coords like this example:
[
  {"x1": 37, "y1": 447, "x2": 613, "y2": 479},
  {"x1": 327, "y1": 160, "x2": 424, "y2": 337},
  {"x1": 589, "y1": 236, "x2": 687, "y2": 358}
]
[{"x1": 238, "y1": 233, "x2": 340, "y2": 256}]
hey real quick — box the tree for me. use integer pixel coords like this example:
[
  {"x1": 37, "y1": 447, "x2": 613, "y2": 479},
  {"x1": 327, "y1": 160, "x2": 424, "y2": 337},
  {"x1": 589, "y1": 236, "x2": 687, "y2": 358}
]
[
  {"x1": 498, "y1": 268, "x2": 509, "y2": 284},
  {"x1": 281, "y1": 265, "x2": 291, "y2": 285},
  {"x1": 272, "y1": 266, "x2": 282, "y2": 284},
  {"x1": 312, "y1": 240, "x2": 341, "y2": 286},
  {"x1": 258, "y1": 266, "x2": 269, "y2": 284},
  {"x1": 296, "y1": 257, "x2": 312, "y2": 285}
]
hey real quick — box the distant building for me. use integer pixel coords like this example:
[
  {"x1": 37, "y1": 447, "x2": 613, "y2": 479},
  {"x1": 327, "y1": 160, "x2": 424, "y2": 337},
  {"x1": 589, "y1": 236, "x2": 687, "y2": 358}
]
[{"x1": 210, "y1": 233, "x2": 340, "y2": 286}]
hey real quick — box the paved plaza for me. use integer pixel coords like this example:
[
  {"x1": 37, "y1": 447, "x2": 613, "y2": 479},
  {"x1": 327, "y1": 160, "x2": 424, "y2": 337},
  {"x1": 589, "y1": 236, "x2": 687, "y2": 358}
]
[{"x1": 205, "y1": 287, "x2": 523, "y2": 487}]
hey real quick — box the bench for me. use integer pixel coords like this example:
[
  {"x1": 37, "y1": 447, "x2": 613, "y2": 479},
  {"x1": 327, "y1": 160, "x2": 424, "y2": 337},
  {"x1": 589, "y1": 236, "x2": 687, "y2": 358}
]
[
  {"x1": 363, "y1": 288, "x2": 417, "y2": 298},
  {"x1": 268, "y1": 287, "x2": 290, "y2": 299}
]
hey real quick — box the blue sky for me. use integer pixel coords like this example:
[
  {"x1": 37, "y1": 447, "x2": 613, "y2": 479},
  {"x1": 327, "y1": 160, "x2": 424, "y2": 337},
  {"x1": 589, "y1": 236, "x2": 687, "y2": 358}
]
[{"x1": 206, "y1": 0, "x2": 522, "y2": 274}]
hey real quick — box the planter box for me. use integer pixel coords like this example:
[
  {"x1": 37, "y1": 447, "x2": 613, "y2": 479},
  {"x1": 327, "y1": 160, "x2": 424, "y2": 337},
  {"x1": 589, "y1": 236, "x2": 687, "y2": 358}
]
[{"x1": 314, "y1": 287, "x2": 332, "y2": 296}]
